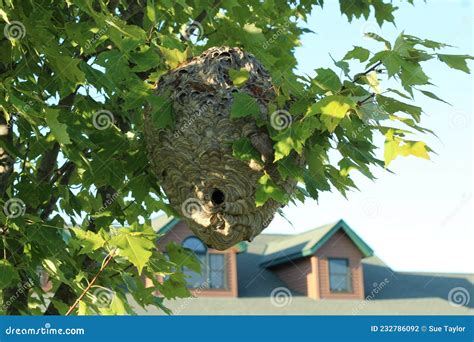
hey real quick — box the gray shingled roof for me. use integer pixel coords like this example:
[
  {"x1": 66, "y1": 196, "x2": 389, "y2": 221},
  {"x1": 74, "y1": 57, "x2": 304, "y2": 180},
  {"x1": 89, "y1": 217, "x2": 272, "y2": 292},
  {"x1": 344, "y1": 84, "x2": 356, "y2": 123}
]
[{"x1": 260, "y1": 219, "x2": 373, "y2": 267}]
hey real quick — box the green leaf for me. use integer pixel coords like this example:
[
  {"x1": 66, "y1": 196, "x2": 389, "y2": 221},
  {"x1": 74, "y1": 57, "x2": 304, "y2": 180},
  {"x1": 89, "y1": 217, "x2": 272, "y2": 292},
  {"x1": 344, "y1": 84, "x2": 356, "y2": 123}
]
[
  {"x1": 232, "y1": 137, "x2": 262, "y2": 163},
  {"x1": 307, "y1": 95, "x2": 355, "y2": 132},
  {"x1": 46, "y1": 54, "x2": 85, "y2": 87},
  {"x1": 158, "y1": 272, "x2": 191, "y2": 299},
  {"x1": 166, "y1": 242, "x2": 200, "y2": 273},
  {"x1": 339, "y1": 0, "x2": 370, "y2": 22},
  {"x1": 71, "y1": 228, "x2": 106, "y2": 255},
  {"x1": 364, "y1": 32, "x2": 391, "y2": 49},
  {"x1": 109, "y1": 225, "x2": 156, "y2": 274},
  {"x1": 418, "y1": 89, "x2": 450, "y2": 105},
  {"x1": 305, "y1": 144, "x2": 331, "y2": 195},
  {"x1": 377, "y1": 95, "x2": 422, "y2": 122},
  {"x1": 147, "y1": 95, "x2": 174, "y2": 129},
  {"x1": 343, "y1": 46, "x2": 370, "y2": 62},
  {"x1": 255, "y1": 173, "x2": 287, "y2": 207},
  {"x1": 308, "y1": 95, "x2": 356, "y2": 118},
  {"x1": 78, "y1": 300, "x2": 94, "y2": 315},
  {"x1": 230, "y1": 93, "x2": 260, "y2": 118},
  {"x1": 372, "y1": 0, "x2": 397, "y2": 26},
  {"x1": 399, "y1": 62, "x2": 430, "y2": 92},
  {"x1": 0, "y1": 260, "x2": 20, "y2": 289},
  {"x1": 273, "y1": 117, "x2": 319, "y2": 161},
  {"x1": 45, "y1": 108, "x2": 72, "y2": 145},
  {"x1": 382, "y1": 51, "x2": 404, "y2": 78},
  {"x1": 356, "y1": 102, "x2": 389, "y2": 122},
  {"x1": 159, "y1": 46, "x2": 187, "y2": 68},
  {"x1": 229, "y1": 68, "x2": 250, "y2": 87},
  {"x1": 438, "y1": 54, "x2": 474, "y2": 74},
  {"x1": 99, "y1": 294, "x2": 127, "y2": 315},
  {"x1": 313, "y1": 68, "x2": 342, "y2": 92}
]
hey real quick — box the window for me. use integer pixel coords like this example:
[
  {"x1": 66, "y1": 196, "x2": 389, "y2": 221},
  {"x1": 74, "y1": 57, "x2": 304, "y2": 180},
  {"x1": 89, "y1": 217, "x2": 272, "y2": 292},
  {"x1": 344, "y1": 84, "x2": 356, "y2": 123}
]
[
  {"x1": 182, "y1": 237, "x2": 207, "y2": 288},
  {"x1": 328, "y1": 258, "x2": 351, "y2": 292},
  {"x1": 209, "y1": 254, "x2": 225, "y2": 289},
  {"x1": 182, "y1": 237, "x2": 207, "y2": 253},
  {"x1": 181, "y1": 236, "x2": 227, "y2": 290}
]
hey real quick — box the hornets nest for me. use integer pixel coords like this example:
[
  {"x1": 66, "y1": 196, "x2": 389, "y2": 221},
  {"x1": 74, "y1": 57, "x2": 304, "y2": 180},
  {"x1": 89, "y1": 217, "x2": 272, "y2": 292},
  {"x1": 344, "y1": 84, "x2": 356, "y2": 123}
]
[{"x1": 144, "y1": 46, "x2": 298, "y2": 250}]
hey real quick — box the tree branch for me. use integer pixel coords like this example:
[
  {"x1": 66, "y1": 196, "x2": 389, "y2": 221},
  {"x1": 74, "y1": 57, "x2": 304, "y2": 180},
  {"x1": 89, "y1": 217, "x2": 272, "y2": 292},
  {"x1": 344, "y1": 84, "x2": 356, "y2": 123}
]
[
  {"x1": 40, "y1": 162, "x2": 76, "y2": 220},
  {"x1": 36, "y1": 143, "x2": 60, "y2": 183},
  {"x1": 0, "y1": 113, "x2": 13, "y2": 196}
]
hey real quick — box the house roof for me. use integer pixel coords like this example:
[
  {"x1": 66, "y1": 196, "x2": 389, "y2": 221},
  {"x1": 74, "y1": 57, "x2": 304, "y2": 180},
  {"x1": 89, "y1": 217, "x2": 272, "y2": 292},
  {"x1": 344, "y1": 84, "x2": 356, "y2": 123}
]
[
  {"x1": 152, "y1": 215, "x2": 180, "y2": 235},
  {"x1": 132, "y1": 230, "x2": 474, "y2": 315},
  {"x1": 260, "y1": 219, "x2": 374, "y2": 268}
]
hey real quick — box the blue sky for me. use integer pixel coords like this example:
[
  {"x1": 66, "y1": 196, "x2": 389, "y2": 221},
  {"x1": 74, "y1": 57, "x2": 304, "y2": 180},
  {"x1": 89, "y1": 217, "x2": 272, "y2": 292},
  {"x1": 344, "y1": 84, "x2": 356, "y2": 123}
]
[{"x1": 265, "y1": 0, "x2": 473, "y2": 273}]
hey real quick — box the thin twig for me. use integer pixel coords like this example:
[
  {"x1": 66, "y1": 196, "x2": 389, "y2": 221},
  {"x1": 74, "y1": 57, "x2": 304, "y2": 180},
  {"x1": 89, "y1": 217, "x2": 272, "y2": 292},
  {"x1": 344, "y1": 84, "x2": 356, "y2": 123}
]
[
  {"x1": 357, "y1": 93, "x2": 376, "y2": 106},
  {"x1": 353, "y1": 61, "x2": 383, "y2": 83},
  {"x1": 65, "y1": 248, "x2": 116, "y2": 316}
]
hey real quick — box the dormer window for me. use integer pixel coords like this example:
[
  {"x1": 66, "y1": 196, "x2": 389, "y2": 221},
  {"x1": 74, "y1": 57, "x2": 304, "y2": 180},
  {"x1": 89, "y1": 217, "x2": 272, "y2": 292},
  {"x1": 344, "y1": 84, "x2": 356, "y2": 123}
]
[
  {"x1": 328, "y1": 258, "x2": 352, "y2": 293},
  {"x1": 182, "y1": 236, "x2": 227, "y2": 290}
]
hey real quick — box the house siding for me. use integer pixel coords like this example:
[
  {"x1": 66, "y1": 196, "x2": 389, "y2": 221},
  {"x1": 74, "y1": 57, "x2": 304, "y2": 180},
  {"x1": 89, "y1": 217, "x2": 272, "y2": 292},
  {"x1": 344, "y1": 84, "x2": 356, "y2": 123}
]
[
  {"x1": 315, "y1": 230, "x2": 365, "y2": 300},
  {"x1": 151, "y1": 221, "x2": 238, "y2": 297},
  {"x1": 272, "y1": 257, "x2": 314, "y2": 296}
]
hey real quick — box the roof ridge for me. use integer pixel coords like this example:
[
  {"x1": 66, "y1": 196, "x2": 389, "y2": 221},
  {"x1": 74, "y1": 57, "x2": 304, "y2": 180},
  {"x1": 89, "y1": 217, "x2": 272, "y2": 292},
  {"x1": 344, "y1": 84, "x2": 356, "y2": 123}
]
[{"x1": 265, "y1": 221, "x2": 340, "y2": 246}]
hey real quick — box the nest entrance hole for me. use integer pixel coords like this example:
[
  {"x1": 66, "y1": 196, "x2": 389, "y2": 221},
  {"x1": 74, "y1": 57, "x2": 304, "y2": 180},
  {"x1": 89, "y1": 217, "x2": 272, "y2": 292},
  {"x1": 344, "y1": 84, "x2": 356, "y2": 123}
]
[{"x1": 211, "y1": 188, "x2": 225, "y2": 206}]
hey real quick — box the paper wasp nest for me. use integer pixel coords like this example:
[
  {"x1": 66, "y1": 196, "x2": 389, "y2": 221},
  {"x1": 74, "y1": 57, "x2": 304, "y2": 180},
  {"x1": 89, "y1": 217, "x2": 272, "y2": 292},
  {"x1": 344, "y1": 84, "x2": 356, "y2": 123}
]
[{"x1": 144, "y1": 47, "x2": 297, "y2": 250}]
